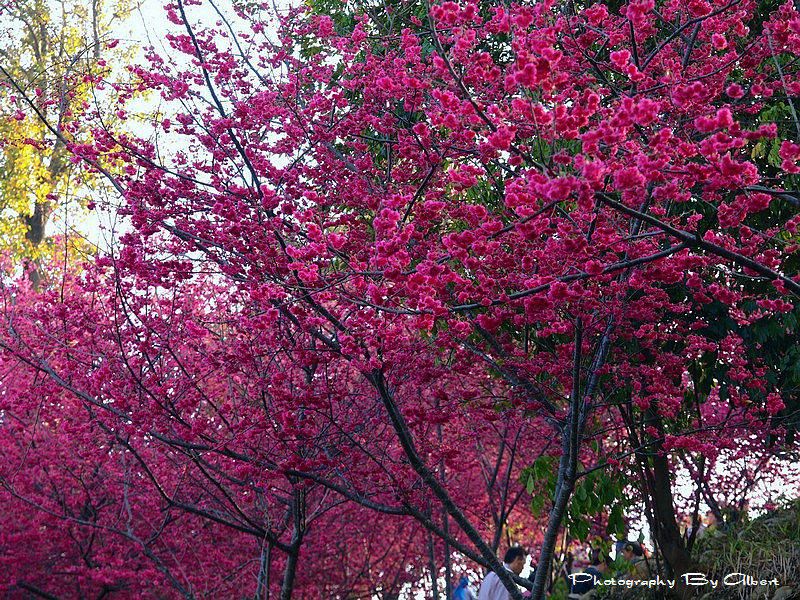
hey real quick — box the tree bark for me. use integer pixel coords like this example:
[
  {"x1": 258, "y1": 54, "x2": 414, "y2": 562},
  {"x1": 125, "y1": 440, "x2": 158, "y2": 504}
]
[
  {"x1": 639, "y1": 409, "x2": 695, "y2": 600},
  {"x1": 649, "y1": 452, "x2": 694, "y2": 600},
  {"x1": 528, "y1": 430, "x2": 577, "y2": 600},
  {"x1": 279, "y1": 489, "x2": 305, "y2": 600},
  {"x1": 255, "y1": 541, "x2": 271, "y2": 600}
]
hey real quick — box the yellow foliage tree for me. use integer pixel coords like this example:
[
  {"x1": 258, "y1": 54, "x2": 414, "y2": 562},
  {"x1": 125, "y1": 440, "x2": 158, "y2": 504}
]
[{"x1": 0, "y1": 0, "x2": 132, "y2": 283}]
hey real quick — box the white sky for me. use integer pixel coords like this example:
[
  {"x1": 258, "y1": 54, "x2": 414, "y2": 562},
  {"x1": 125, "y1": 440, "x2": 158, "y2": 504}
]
[{"x1": 55, "y1": 0, "x2": 236, "y2": 253}]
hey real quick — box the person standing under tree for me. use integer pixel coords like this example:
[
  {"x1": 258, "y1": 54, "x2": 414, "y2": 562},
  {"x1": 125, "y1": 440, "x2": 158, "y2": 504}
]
[{"x1": 478, "y1": 547, "x2": 527, "y2": 600}]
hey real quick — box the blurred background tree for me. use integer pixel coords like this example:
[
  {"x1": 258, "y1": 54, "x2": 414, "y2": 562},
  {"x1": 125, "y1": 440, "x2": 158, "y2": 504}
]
[{"x1": 0, "y1": 0, "x2": 134, "y2": 285}]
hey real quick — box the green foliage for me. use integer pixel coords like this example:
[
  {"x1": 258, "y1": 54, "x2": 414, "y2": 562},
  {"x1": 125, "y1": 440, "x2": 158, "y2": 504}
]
[
  {"x1": 548, "y1": 577, "x2": 570, "y2": 600},
  {"x1": 568, "y1": 469, "x2": 629, "y2": 541},
  {"x1": 684, "y1": 295, "x2": 800, "y2": 444},
  {"x1": 523, "y1": 455, "x2": 558, "y2": 517},
  {"x1": 305, "y1": 0, "x2": 427, "y2": 37},
  {"x1": 522, "y1": 456, "x2": 628, "y2": 541},
  {"x1": 305, "y1": 0, "x2": 358, "y2": 35}
]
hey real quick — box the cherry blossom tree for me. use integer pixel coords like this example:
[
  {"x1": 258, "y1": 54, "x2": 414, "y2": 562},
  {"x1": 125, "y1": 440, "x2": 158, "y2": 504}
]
[{"x1": 2, "y1": 0, "x2": 800, "y2": 598}]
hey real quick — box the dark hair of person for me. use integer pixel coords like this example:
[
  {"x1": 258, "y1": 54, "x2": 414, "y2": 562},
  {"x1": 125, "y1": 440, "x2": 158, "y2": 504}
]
[
  {"x1": 503, "y1": 546, "x2": 527, "y2": 564},
  {"x1": 624, "y1": 542, "x2": 643, "y2": 557}
]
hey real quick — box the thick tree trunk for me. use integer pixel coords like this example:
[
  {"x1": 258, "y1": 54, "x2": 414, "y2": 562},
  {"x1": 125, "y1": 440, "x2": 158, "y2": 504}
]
[
  {"x1": 24, "y1": 201, "x2": 50, "y2": 247},
  {"x1": 649, "y1": 452, "x2": 695, "y2": 600},
  {"x1": 635, "y1": 409, "x2": 695, "y2": 599},
  {"x1": 24, "y1": 201, "x2": 50, "y2": 289}
]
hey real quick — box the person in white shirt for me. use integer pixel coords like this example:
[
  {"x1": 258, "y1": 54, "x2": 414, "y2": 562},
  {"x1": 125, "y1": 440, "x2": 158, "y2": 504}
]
[{"x1": 478, "y1": 547, "x2": 527, "y2": 600}]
